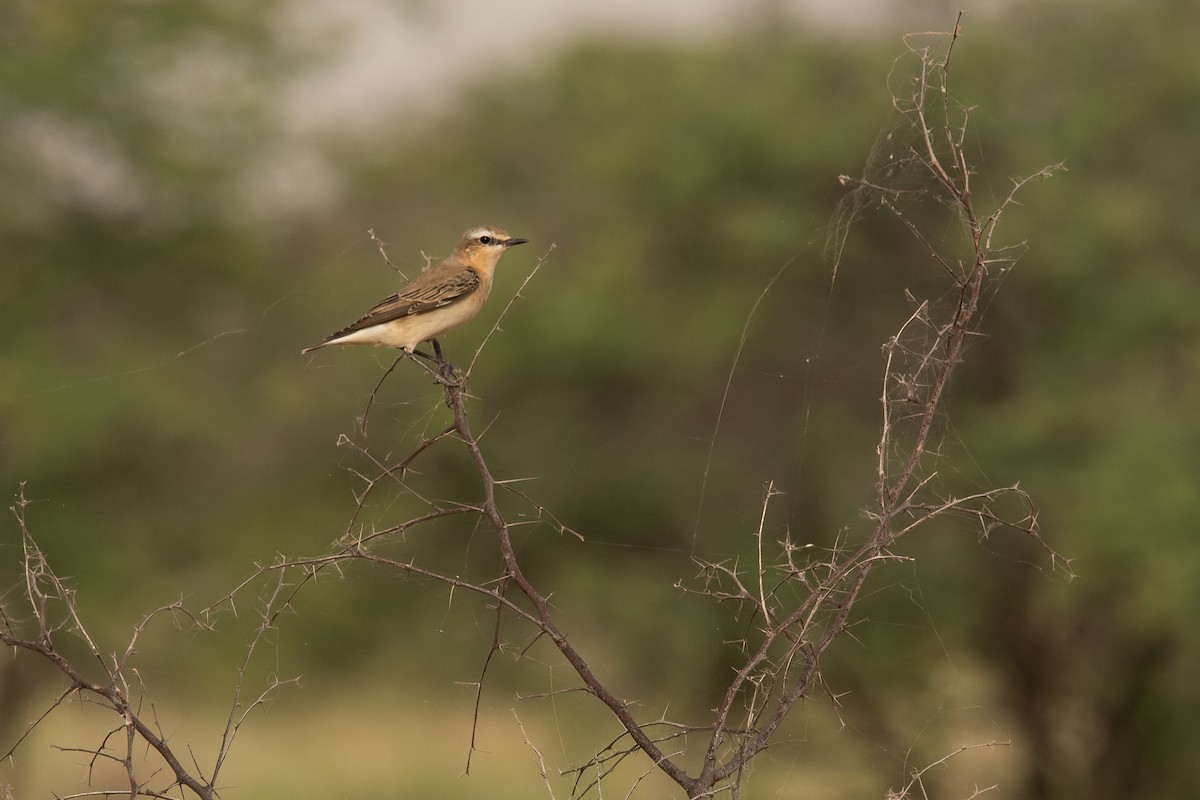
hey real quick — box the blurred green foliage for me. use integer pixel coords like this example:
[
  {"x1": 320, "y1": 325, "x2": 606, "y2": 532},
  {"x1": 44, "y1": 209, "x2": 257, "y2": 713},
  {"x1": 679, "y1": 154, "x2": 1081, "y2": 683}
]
[{"x1": 2, "y1": 0, "x2": 1199, "y2": 797}]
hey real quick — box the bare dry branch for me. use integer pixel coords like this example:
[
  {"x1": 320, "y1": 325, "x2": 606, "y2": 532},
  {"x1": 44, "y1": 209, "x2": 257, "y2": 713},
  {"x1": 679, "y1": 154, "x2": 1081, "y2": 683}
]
[{"x1": 3, "y1": 18, "x2": 1068, "y2": 800}]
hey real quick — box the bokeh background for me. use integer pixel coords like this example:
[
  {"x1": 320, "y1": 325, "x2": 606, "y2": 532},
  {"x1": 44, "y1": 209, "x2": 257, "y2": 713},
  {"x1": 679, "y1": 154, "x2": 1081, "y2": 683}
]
[{"x1": 2, "y1": 0, "x2": 1198, "y2": 797}]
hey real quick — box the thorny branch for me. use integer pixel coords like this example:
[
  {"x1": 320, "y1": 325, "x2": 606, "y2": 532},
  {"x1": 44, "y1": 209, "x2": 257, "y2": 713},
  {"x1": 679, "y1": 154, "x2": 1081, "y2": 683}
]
[
  {"x1": 2, "y1": 485, "x2": 231, "y2": 800},
  {"x1": 1, "y1": 16, "x2": 1070, "y2": 800},
  {"x1": 296, "y1": 23, "x2": 1072, "y2": 796},
  {"x1": 679, "y1": 14, "x2": 1070, "y2": 796}
]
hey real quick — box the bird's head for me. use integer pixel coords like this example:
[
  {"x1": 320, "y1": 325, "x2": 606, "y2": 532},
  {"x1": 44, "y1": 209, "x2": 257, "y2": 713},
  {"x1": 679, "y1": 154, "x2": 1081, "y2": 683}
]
[{"x1": 456, "y1": 225, "x2": 528, "y2": 268}]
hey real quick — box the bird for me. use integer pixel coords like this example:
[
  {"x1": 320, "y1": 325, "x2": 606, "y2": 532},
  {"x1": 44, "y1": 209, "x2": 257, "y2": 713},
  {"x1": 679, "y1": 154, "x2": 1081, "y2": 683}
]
[{"x1": 302, "y1": 225, "x2": 527, "y2": 355}]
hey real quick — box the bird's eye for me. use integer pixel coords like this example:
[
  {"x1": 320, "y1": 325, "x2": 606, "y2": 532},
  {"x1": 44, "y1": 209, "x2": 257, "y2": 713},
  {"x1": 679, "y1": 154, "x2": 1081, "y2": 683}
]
[{"x1": 479, "y1": 235, "x2": 493, "y2": 245}]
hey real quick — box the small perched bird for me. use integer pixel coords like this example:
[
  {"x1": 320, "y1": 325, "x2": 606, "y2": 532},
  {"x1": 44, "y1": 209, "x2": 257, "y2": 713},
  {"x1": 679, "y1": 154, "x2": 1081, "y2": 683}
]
[{"x1": 302, "y1": 225, "x2": 527, "y2": 355}]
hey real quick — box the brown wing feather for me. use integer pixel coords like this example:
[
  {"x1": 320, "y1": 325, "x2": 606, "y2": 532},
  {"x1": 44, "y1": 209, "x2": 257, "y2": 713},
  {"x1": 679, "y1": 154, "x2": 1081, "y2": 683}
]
[{"x1": 320, "y1": 267, "x2": 480, "y2": 341}]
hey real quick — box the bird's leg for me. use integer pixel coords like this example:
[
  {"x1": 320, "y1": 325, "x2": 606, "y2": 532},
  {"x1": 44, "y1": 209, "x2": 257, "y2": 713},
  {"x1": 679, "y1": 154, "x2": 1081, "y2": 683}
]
[
  {"x1": 405, "y1": 351, "x2": 454, "y2": 388},
  {"x1": 429, "y1": 338, "x2": 459, "y2": 383},
  {"x1": 404, "y1": 341, "x2": 459, "y2": 387}
]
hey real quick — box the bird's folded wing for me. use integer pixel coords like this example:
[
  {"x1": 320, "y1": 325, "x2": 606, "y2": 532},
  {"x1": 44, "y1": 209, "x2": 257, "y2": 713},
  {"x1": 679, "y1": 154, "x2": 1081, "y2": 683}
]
[{"x1": 327, "y1": 268, "x2": 481, "y2": 337}]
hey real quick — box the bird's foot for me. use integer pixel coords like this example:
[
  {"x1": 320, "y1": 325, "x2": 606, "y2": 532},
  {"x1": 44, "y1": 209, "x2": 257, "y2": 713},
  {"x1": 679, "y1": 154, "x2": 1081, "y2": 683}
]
[{"x1": 406, "y1": 344, "x2": 461, "y2": 389}]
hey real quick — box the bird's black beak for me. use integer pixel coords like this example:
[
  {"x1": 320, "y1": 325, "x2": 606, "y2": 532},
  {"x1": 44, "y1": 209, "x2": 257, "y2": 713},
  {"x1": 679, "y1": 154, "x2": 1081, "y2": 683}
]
[{"x1": 504, "y1": 237, "x2": 529, "y2": 247}]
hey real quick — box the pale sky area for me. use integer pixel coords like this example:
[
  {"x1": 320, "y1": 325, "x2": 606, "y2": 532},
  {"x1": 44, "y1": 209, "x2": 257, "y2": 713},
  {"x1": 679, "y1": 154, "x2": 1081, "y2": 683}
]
[
  {"x1": 259, "y1": 0, "x2": 987, "y2": 215},
  {"x1": 283, "y1": 0, "x2": 981, "y2": 133},
  {"x1": 14, "y1": 0, "x2": 1005, "y2": 222}
]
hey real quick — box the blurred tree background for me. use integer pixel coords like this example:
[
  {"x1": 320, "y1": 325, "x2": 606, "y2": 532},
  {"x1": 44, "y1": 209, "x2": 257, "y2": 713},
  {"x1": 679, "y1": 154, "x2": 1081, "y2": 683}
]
[{"x1": 2, "y1": 0, "x2": 1198, "y2": 797}]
